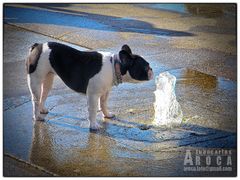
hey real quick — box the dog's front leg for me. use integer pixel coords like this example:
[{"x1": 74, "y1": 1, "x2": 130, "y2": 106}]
[
  {"x1": 100, "y1": 91, "x2": 115, "y2": 119},
  {"x1": 88, "y1": 94, "x2": 101, "y2": 130}
]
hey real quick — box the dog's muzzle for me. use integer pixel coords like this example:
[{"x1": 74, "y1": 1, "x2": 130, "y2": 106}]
[{"x1": 148, "y1": 68, "x2": 154, "y2": 80}]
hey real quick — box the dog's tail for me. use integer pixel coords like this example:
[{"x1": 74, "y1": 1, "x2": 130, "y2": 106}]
[{"x1": 26, "y1": 43, "x2": 43, "y2": 74}]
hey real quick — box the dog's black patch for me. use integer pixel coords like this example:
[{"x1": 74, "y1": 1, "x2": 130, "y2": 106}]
[
  {"x1": 48, "y1": 42, "x2": 103, "y2": 94},
  {"x1": 27, "y1": 43, "x2": 42, "y2": 74},
  {"x1": 128, "y1": 55, "x2": 150, "y2": 81},
  {"x1": 119, "y1": 50, "x2": 133, "y2": 75},
  {"x1": 30, "y1": 43, "x2": 39, "y2": 52},
  {"x1": 121, "y1": 44, "x2": 132, "y2": 54},
  {"x1": 119, "y1": 45, "x2": 150, "y2": 81}
]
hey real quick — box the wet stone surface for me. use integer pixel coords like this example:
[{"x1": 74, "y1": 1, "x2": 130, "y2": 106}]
[{"x1": 4, "y1": 68, "x2": 236, "y2": 176}]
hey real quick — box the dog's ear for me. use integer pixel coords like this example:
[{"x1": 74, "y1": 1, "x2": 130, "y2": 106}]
[
  {"x1": 121, "y1": 44, "x2": 132, "y2": 54},
  {"x1": 119, "y1": 50, "x2": 133, "y2": 67}
]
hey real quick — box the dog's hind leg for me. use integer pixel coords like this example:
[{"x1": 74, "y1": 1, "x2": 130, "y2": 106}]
[
  {"x1": 27, "y1": 74, "x2": 44, "y2": 121},
  {"x1": 39, "y1": 73, "x2": 54, "y2": 114}
]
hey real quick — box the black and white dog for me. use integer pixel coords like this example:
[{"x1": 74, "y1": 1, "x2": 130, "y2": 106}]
[{"x1": 26, "y1": 42, "x2": 153, "y2": 130}]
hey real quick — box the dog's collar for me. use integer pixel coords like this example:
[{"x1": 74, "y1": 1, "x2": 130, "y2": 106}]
[{"x1": 110, "y1": 54, "x2": 122, "y2": 86}]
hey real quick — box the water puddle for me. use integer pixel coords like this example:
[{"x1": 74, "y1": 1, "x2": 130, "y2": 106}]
[
  {"x1": 171, "y1": 68, "x2": 218, "y2": 89},
  {"x1": 167, "y1": 68, "x2": 236, "y2": 95},
  {"x1": 168, "y1": 68, "x2": 236, "y2": 131},
  {"x1": 137, "y1": 4, "x2": 236, "y2": 18}
]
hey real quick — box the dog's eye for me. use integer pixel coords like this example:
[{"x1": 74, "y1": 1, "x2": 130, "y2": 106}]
[{"x1": 145, "y1": 66, "x2": 150, "y2": 71}]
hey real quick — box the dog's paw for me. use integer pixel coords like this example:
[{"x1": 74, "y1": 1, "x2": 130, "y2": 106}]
[
  {"x1": 40, "y1": 107, "x2": 49, "y2": 114},
  {"x1": 90, "y1": 122, "x2": 102, "y2": 131},
  {"x1": 104, "y1": 113, "x2": 116, "y2": 119},
  {"x1": 33, "y1": 115, "x2": 45, "y2": 121}
]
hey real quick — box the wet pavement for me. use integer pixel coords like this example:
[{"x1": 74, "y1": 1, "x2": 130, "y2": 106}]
[
  {"x1": 4, "y1": 66, "x2": 237, "y2": 176},
  {"x1": 4, "y1": 155, "x2": 53, "y2": 176},
  {"x1": 3, "y1": 4, "x2": 237, "y2": 177}
]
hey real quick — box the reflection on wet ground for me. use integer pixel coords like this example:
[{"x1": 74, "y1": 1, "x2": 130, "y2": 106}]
[
  {"x1": 4, "y1": 65, "x2": 236, "y2": 176},
  {"x1": 139, "y1": 3, "x2": 236, "y2": 18},
  {"x1": 173, "y1": 68, "x2": 217, "y2": 89},
  {"x1": 28, "y1": 118, "x2": 235, "y2": 176},
  {"x1": 185, "y1": 4, "x2": 236, "y2": 18}
]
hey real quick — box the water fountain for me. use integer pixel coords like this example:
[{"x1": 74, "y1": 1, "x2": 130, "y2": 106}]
[{"x1": 153, "y1": 71, "x2": 183, "y2": 126}]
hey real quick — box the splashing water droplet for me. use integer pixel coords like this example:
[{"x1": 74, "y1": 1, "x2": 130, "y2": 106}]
[{"x1": 153, "y1": 72, "x2": 183, "y2": 127}]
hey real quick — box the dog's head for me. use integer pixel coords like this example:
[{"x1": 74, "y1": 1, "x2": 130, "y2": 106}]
[{"x1": 119, "y1": 45, "x2": 154, "y2": 83}]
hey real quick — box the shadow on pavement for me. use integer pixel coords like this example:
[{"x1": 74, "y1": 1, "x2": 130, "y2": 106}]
[{"x1": 4, "y1": 5, "x2": 194, "y2": 37}]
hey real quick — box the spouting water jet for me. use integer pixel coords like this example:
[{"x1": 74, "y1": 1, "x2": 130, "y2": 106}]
[{"x1": 153, "y1": 71, "x2": 183, "y2": 127}]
